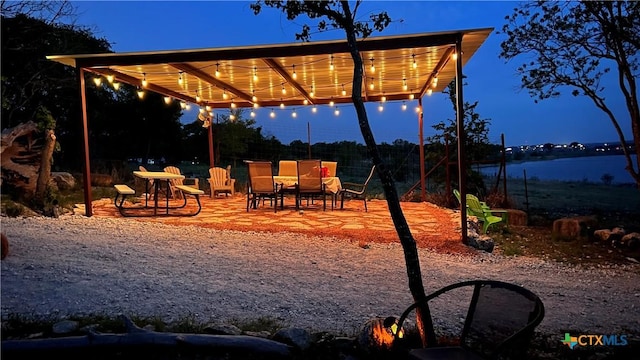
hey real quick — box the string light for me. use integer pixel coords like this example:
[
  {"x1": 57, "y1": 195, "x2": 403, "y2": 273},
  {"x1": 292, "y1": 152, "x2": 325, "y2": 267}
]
[
  {"x1": 329, "y1": 54, "x2": 334, "y2": 71},
  {"x1": 230, "y1": 114, "x2": 236, "y2": 121},
  {"x1": 310, "y1": 85, "x2": 315, "y2": 98},
  {"x1": 106, "y1": 74, "x2": 115, "y2": 83},
  {"x1": 381, "y1": 92, "x2": 387, "y2": 102},
  {"x1": 222, "y1": 89, "x2": 229, "y2": 100},
  {"x1": 270, "y1": 109, "x2": 276, "y2": 118},
  {"x1": 178, "y1": 72, "x2": 184, "y2": 86},
  {"x1": 303, "y1": 99, "x2": 309, "y2": 105},
  {"x1": 370, "y1": 58, "x2": 375, "y2": 73},
  {"x1": 415, "y1": 106, "x2": 421, "y2": 113},
  {"x1": 112, "y1": 82, "x2": 120, "y2": 91},
  {"x1": 199, "y1": 108, "x2": 206, "y2": 114},
  {"x1": 402, "y1": 101, "x2": 407, "y2": 111},
  {"x1": 427, "y1": 88, "x2": 433, "y2": 96},
  {"x1": 142, "y1": 73, "x2": 148, "y2": 88},
  {"x1": 329, "y1": 97, "x2": 334, "y2": 107},
  {"x1": 164, "y1": 96, "x2": 172, "y2": 104},
  {"x1": 252, "y1": 91, "x2": 258, "y2": 102},
  {"x1": 136, "y1": 87, "x2": 145, "y2": 99},
  {"x1": 342, "y1": 84, "x2": 346, "y2": 96},
  {"x1": 253, "y1": 102, "x2": 259, "y2": 109},
  {"x1": 378, "y1": 103, "x2": 384, "y2": 112},
  {"x1": 93, "y1": 77, "x2": 102, "y2": 86},
  {"x1": 253, "y1": 66, "x2": 258, "y2": 82},
  {"x1": 292, "y1": 109, "x2": 297, "y2": 118},
  {"x1": 195, "y1": 90, "x2": 201, "y2": 103},
  {"x1": 185, "y1": 103, "x2": 191, "y2": 111},
  {"x1": 180, "y1": 101, "x2": 187, "y2": 109},
  {"x1": 215, "y1": 63, "x2": 220, "y2": 78},
  {"x1": 412, "y1": 54, "x2": 417, "y2": 69},
  {"x1": 403, "y1": 78, "x2": 408, "y2": 91},
  {"x1": 409, "y1": 90, "x2": 415, "y2": 100},
  {"x1": 205, "y1": 105, "x2": 212, "y2": 111},
  {"x1": 281, "y1": 83, "x2": 286, "y2": 95},
  {"x1": 452, "y1": 51, "x2": 458, "y2": 61},
  {"x1": 334, "y1": 107, "x2": 340, "y2": 116},
  {"x1": 230, "y1": 100, "x2": 236, "y2": 109},
  {"x1": 250, "y1": 110, "x2": 256, "y2": 117},
  {"x1": 369, "y1": 78, "x2": 374, "y2": 90},
  {"x1": 311, "y1": 106, "x2": 317, "y2": 113},
  {"x1": 292, "y1": 64, "x2": 297, "y2": 80},
  {"x1": 280, "y1": 101, "x2": 285, "y2": 109},
  {"x1": 432, "y1": 76, "x2": 438, "y2": 88}
]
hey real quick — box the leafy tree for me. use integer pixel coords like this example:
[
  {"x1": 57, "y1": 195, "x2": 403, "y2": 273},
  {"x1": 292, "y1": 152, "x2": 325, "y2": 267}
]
[
  {"x1": 250, "y1": 0, "x2": 436, "y2": 346},
  {"x1": 500, "y1": 0, "x2": 640, "y2": 187},
  {"x1": 427, "y1": 78, "x2": 494, "y2": 199}
]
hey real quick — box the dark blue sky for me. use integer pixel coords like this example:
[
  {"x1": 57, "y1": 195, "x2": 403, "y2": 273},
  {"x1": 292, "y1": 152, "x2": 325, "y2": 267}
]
[{"x1": 73, "y1": 1, "x2": 630, "y2": 147}]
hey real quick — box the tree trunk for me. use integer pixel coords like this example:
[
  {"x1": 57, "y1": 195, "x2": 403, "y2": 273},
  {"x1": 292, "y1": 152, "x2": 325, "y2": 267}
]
[
  {"x1": 35, "y1": 129, "x2": 56, "y2": 200},
  {"x1": 340, "y1": 1, "x2": 436, "y2": 348}
]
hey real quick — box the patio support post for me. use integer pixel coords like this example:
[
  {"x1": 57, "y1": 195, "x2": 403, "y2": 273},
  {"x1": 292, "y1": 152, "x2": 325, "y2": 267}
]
[
  {"x1": 208, "y1": 114, "x2": 215, "y2": 168},
  {"x1": 418, "y1": 98, "x2": 426, "y2": 202},
  {"x1": 78, "y1": 68, "x2": 93, "y2": 217},
  {"x1": 455, "y1": 37, "x2": 468, "y2": 244}
]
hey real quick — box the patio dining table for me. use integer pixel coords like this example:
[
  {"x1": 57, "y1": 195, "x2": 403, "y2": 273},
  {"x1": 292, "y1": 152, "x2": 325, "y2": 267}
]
[{"x1": 273, "y1": 176, "x2": 342, "y2": 194}]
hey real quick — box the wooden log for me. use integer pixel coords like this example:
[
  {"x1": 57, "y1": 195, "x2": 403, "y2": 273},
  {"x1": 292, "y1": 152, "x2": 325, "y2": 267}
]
[{"x1": 1, "y1": 316, "x2": 293, "y2": 359}]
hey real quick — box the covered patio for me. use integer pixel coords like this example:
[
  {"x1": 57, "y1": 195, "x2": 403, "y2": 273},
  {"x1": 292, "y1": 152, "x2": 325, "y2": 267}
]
[{"x1": 47, "y1": 27, "x2": 493, "y2": 239}]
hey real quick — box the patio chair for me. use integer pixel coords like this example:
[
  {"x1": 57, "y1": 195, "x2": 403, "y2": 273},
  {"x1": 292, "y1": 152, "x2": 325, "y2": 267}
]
[
  {"x1": 207, "y1": 165, "x2": 236, "y2": 198},
  {"x1": 296, "y1": 159, "x2": 327, "y2": 211},
  {"x1": 138, "y1": 166, "x2": 154, "y2": 200},
  {"x1": 453, "y1": 189, "x2": 489, "y2": 215},
  {"x1": 246, "y1": 161, "x2": 278, "y2": 212},
  {"x1": 163, "y1": 166, "x2": 199, "y2": 200},
  {"x1": 466, "y1": 194, "x2": 508, "y2": 234},
  {"x1": 278, "y1": 160, "x2": 298, "y2": 177},
  {"x1": 394, "y1": 280, "x2": 545, "y2": 360},
  {"x1": 322, "y1": 161, "x2": 337, "y2": 177},
  {"x1": 339, "y1": 165, "x2": 376, "y2": 212}
]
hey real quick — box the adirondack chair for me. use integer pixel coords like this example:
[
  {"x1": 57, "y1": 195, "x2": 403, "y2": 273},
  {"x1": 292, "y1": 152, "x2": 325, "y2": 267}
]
[
  {"x1": 466, "y1": 194, "x2": 508, "y2": 234},
  {"x1": 163, "y1": 166, "x2": 200, "y2": 200},
  {"x1": 453, "y1": 189, "x2": 489, "y2": 215},
  {"x1": 207, "y1": 165, "x2": 235, "y2": 197}
]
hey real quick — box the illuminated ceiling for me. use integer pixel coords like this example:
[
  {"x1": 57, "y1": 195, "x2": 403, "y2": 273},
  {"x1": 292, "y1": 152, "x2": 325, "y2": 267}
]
[{"x1": 47, "y1": 28, "x2": 492, "y2": 110}]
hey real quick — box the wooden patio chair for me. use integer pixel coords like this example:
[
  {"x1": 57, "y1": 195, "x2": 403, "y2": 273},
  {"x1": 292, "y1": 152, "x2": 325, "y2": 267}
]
[
  {"x1": 163, "y1": 166, "x2": 199, "y2": 200},
  {"x1": 137, "y1": 165, "x2": 154, "y2": 200},
  {"x1": 246, "y1": 161, "x2": 278, "y2": 212},
  {"x1": 207, "y1": 165, "x2": 235, "y2": 198},
  {"x1": 394, "y1": 280, "x2": 545, "y2": 360},
  {"x1": 339, "y1": 165, "x2": 376, "y2": 212}
]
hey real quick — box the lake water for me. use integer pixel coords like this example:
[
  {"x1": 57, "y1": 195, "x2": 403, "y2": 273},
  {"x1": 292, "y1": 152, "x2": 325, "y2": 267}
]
[{"x1": 479, "y1": 154, "x2": 638, "y2": 184}]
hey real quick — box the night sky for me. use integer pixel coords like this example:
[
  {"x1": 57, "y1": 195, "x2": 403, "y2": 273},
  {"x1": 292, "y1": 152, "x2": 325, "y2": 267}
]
[{"x1": 71, "y1": 1, "x2": 631, "y2": 147}]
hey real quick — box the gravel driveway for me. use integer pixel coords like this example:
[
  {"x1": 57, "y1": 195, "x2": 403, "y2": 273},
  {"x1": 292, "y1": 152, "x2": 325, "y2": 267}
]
[{"x1": 1, "y1": 215, "x2": 639, "y2": 337}]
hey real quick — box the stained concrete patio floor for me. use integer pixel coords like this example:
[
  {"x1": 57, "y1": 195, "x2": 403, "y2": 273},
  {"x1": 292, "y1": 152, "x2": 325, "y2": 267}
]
[{"x1": 83, "y1": 193, "x2": 467, "y2": 252}]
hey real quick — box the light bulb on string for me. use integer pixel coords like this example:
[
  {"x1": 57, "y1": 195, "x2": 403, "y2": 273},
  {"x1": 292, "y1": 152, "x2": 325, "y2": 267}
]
[
  {"x1": 106, "y1": 74, "x2": 115, "y2": 83},
  {"x1": 381, "y1": 93, "x2": 387, "y2": 102},
  {"x1": 215, "y1": 63, "x2": 220, "y2": 78},
  {"x1": 292, "y1": 109, "x2": 297, "y2": 118},
  {"x1": 427, "y1": 88, "x2": 433, "y2": 96},
  {"x1": 292, "y1": 64, "x2": 297, "y2": 80},
  {"x1": 270, "y1": 109, "x2": 276, "y2": 118},
  {"x1": 281, "y1": 83, "x2": 286, "y2": 95},
  {"x1": 164, "y1": 96, "x2": 172, "y2": 105},
  {"x1": 231, "y1": 100, "x2": 237, "y2": 109},
  {"x1": 403, "y1": 78, "x2": 408, "y2": 91},
  {"x1": 378, "y1": 103, "x2": 384, "y2": 112},
  {"x1": 452, "y1": 51, "x2": 458, "y2": 61},
  {"x1": 310, "y1": 85, "x2": 315, "y2": 98},
  {"x1": 195, "y1": 91, "x2": 201, "y2": 103},
  {"x1": 185, "y1": 104, "x2": 191, "y2": 110},
  {"x1": 370, "y1": 58, "x2": 375, "y2": 73},
  {"x1": 303, "y1": 99, "x2": 308, "y2": 105},
  {"x1": 250, "y1": 110, "x2": 256, "y2": 118},
  {"x1": 409, "y1": 90, "x2": 415, "y2": 100},
  {"x1": 136, "y1": 87, "x2": 145, "y2": 99},
  {"x1": 432, "y1": 76, "x2": 438, "y2": 88},
  {"x1": 329, "y1": 98, "x2": 334, "y2": 107},
  {"x1": 142, "y1": 73, "x2": 148, "y2": 88},
  {"x1": 253, "y1": 66, "x2": 258, "y2": 82},
  {"x1": 280, "y1": 101, "x2": 285, "y2": 109},
  {"x1": 112, "y1": 82, "x2": 121, "y2": 91},
  {"x1": 402, "y1": 101, "x2": 407, "y2": 111},
  {"x1": 311, "y1": 106, "x2": 317, "y2": 113},
  {"x1": 341, "y1": 84, "x2": 346, "y2": 96},
  {"x1": 252, "y1": 91, "x2": 258, "y2": 102},
  {"x1": 222, "y1": 89, "x2": 229, "y2": 100},
  {"x1": 369, "y1": 78, "x2": 374, "y2": 90},
  {"x1": 412, "y1": 54, "x2": 417, "y2": 69},
  {"x1": 334, "y1": 107, "x2": 340, "y2": 116},
  {"x1": 93, "y1": 77, "x2": 102, "y2": 86},
  {"x1": 329, "y1": 54, "x2": 334, "y2": 71},
  {"x1": 178, "y1": 72, "x2": 184, "y2": 86},
  {"x1": 180, "y1": 101, "x2": 187, "y2": 109},
  {"x1": 253, "y1": 102, "x2": 259, "y2": 109},
  {"x1": 230, "y1": 114, "x2": 236, "y2": 121}
]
